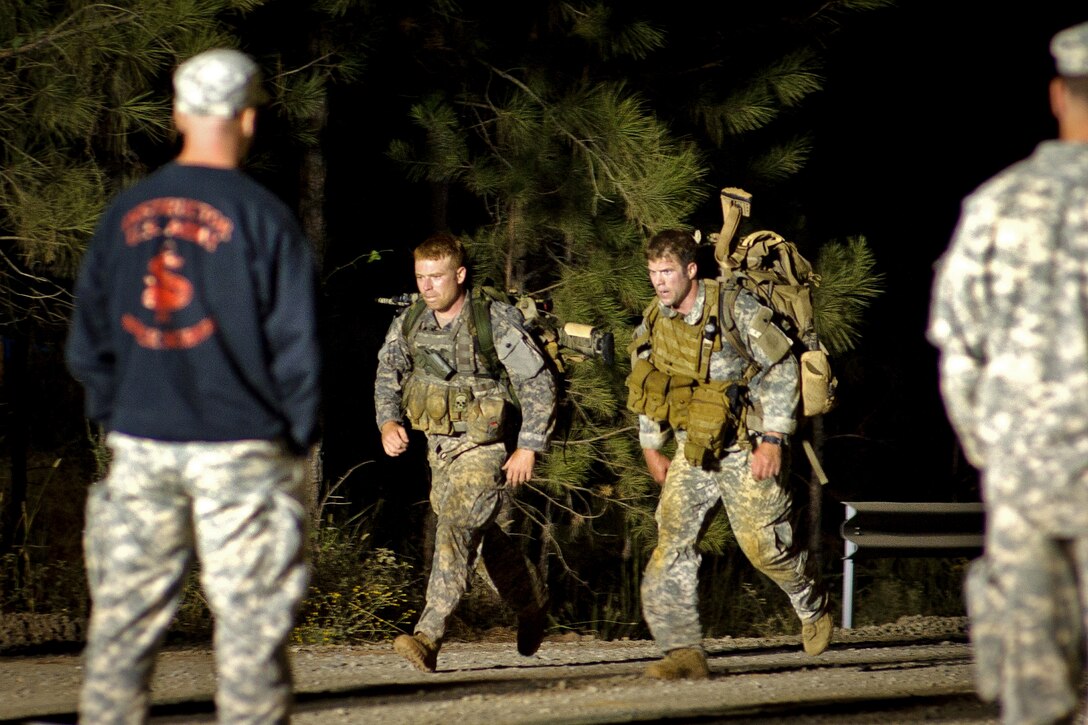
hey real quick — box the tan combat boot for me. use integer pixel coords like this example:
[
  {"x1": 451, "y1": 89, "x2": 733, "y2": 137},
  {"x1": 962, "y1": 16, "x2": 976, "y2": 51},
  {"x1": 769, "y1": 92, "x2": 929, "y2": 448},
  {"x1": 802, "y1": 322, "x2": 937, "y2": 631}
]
[
  {"x1": 643, "y1": 647, "x2": 710, "y2": 680},
  {"x1": 802, "y1": 611, "x2": 834, "y2": 656},
  {"x1": 394, "y1": 632, "x2": 439, "y2": 673}
]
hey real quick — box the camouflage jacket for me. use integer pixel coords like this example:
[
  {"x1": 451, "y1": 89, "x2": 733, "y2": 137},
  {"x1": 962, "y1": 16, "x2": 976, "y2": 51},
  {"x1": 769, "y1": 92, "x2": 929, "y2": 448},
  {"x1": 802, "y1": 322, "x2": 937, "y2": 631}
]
[
  {"x1": 634, "y1": 280, "x2": 799, "y2": 452},
  {"x1": 375, "y1": 297, "x2": 557, "y2": 453},
  {"x1": 928, "y1": 141, "x2": 1088, "y2": 532}
]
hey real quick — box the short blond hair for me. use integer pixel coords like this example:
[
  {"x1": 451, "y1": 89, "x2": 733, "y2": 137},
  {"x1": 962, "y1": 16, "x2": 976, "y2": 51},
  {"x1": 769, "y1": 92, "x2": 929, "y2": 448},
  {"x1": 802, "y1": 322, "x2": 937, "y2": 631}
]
[{"x1": 413, "y1": 232, "x2": 465, "y2": 268}]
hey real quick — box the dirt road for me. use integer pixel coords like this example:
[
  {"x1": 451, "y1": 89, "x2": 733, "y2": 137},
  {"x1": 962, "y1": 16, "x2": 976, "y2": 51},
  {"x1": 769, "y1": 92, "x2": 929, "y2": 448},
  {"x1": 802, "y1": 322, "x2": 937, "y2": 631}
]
[{"x1": 0, "y1": 616, "x2": 1002, "y2": 724}]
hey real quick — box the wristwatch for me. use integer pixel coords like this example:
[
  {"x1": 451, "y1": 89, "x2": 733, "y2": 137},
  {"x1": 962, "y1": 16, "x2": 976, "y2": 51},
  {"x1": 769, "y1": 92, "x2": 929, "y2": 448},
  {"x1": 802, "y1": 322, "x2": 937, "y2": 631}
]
[{"x1": 760, "y1": 433, "x2": 785, "y2": 446}]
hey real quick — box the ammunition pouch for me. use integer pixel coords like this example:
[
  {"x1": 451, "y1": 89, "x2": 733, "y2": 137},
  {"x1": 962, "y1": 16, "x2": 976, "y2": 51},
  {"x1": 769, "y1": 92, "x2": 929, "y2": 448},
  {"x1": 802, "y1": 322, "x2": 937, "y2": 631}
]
[
  {"x1": 626, "y1": 358, "x2": 699, "y2": 426},
  {"x1": 628, "y1": 358, "x2": 743, "y2": 467},
  {"x1": 683, "y1": 380, "x2": 743, "y2": 468},
  {"x1": 665, "y1": 376, "x2": 697, "y2": 430},
  {"x1": 403, "y1": 374, "x2": 507, "y2": 442},
  {"x1": 626, "y1": 358, "x2": 670, "y2": 421},
  {"x1": 403, "y1": 375, "x2": 436, "y2": 431}
]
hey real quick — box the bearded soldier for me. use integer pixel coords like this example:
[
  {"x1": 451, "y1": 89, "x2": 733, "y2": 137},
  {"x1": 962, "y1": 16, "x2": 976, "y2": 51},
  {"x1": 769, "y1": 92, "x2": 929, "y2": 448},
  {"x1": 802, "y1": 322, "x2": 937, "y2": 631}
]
[
  {"x1": 375, "y1": 232, "x2": 555, "y2": 672},
  {"x1": 627, "y1": 229, "x2": 831, "y2": 680},
  {"x1": 928, "y1": 21, "x2": 1088, "y2": 725}
]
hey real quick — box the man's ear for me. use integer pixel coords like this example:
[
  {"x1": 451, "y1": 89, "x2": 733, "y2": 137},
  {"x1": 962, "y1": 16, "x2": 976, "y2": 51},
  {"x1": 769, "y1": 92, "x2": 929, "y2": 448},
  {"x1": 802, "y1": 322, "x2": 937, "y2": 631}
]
[
  {"x1": 1050, "y1": 77, "x2": 1067, "y2": 120},
  {"x1": 240, "y1": 107, "x2": 257, "y2": 137},
  {"x1": 456, "y1": 266, "x2": 468, "y2": 285},
  {"x1": 686, "y1": 262, "x2": 698, "y2": 280}
]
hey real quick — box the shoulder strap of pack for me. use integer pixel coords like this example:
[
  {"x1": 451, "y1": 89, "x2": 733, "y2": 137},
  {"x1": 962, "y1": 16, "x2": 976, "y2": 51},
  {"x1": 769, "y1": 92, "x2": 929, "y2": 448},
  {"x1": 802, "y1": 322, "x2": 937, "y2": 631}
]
[
  {"x1": 718, "y1": 275, "x2": 759, "y2": 383},
  {"x1": 629, "y1": 299, "x2": 659, "y2": 353},
  {"x1": 718, "y1": 276, "x2": 747, "y2": 361},
  {"x1": 469, "y1": 288, "x2": 502, "y2": 377},
  {"x1": 401, "y1": 297, "x2": 428, "y2": 339}
]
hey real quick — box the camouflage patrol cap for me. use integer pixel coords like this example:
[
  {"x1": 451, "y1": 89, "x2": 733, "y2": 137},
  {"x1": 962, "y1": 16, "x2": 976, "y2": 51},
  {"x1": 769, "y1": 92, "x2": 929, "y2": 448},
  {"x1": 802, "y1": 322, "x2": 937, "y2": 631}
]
[
  {"x1": 173, "y1": 48, "x2": 267, "y2": 118},
  {"x1": 1051, "y1": 21, "x2": 1088, "y2": 77}
]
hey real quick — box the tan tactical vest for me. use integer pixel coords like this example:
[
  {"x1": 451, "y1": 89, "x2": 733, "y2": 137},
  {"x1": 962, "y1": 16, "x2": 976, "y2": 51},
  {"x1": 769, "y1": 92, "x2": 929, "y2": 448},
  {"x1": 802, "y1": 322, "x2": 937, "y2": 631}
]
[
  {"x1": 626, "y1": 279, "x2": 747, "y2": 467},
  {"x1": 402, "y1": 310, "x2": 510, "y2": 442}
]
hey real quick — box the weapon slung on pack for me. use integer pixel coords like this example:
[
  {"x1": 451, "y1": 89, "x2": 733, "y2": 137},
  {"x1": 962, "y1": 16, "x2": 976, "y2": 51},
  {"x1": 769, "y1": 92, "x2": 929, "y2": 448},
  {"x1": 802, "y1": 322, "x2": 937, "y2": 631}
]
[
  {"x1": 375, "y1": 293, "x2": 419, "y2": 307},
  {"x1": 559, "y1": 323, "x2": 615, "y2": 367},
  {"x1": 376, "y1": 290, "x2": 615, "y2": 366}
]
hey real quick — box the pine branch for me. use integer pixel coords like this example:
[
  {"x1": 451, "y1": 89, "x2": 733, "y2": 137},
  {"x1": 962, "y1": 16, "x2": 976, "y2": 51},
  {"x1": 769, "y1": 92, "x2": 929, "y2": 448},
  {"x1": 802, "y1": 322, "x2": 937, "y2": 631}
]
[
  {"x1": 748, "y1": 135, "x2": 813, "y2": 182},
  {"x1": 0, "y1": 4, "x2": 138, "y2": 60},
  {"x1": 812, "y1": 235, "x2": 884, "y2": 354},
  {"x1": 561, "y1": 3, "x2": 666, "y2": 61}
]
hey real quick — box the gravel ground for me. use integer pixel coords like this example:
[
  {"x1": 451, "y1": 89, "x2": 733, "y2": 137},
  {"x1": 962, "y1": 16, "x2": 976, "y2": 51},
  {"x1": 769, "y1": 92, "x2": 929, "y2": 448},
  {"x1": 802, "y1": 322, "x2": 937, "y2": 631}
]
[{"x1": 0, "y1": 614, "x2": 1016, "y2": 724}]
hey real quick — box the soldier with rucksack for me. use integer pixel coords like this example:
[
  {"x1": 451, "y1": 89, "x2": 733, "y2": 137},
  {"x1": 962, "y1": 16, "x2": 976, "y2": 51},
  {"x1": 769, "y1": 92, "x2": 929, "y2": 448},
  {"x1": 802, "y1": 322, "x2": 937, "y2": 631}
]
[
  {"x1": 627, "y1": 228, "x2": 832, "y2": 680},
  {"x1": 375, "y1": 232, "x2": 555, "y2": 673}
]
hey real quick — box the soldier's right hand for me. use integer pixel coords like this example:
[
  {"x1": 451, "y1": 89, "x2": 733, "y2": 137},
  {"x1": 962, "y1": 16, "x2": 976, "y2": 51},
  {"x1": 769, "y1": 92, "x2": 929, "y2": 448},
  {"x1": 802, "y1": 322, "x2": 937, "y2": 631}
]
[{"x1": 380, "y1": 421, "x2": 410, "y2": 457}]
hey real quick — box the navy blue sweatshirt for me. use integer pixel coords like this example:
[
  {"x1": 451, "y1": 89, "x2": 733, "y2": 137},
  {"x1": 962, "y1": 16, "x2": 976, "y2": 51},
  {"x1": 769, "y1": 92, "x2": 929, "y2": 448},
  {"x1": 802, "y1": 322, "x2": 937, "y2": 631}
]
[{"x1": 65, "y1": 163, "x2": 321, "y2": 452}]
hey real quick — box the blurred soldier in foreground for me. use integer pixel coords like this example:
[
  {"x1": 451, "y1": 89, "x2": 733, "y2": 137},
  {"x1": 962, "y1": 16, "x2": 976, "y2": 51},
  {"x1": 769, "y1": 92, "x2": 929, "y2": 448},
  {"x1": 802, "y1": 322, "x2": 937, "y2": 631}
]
[
  {"x1": 928, "y1": 21, "x2": 1088, "y2": 725},
  {"x1": 66, "y1": 49, "x2": 321, "y2": 724},
  {"x1": 627, "y1": 229, "x2": 831, "y2": 680},
  {"x1": 374, "y1": 232, "x2": 555, "y2": 672}
]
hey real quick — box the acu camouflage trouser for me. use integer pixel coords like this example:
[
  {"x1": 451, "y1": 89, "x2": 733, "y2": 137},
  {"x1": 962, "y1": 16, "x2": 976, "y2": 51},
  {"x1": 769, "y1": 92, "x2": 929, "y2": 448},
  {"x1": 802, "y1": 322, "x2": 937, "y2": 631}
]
[
  {"x1": 414, "y1": 439, "x2": 544, "y2": 644},
  {"x1": 641, "y1": 433, "x2": 826, "y2": 653},
  {"x1": 967, "y1": 502, "x2": 1088, "y2": 725},
  {"x1": 79, "y1": 433, "x2": 310, "y2": 725}
]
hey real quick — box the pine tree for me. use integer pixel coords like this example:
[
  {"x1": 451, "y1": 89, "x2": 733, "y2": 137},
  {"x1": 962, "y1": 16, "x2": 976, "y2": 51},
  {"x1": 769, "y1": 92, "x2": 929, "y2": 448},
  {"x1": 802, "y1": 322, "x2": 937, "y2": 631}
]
[
  {"x1": 0, "y1": 0, "x2": 354, "y2": 556},
  {"x1": 0, "y1": 0, "x2": 262, "y2": 555}
]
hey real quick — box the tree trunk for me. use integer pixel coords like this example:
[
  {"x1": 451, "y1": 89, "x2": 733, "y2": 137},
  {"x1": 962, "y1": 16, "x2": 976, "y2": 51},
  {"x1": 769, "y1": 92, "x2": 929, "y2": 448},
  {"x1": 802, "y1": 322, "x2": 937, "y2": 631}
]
[
  {"x1": 431, "y1": 181, "x2": 449, "y2": 232},
  {"x1": 298, "y1": 85, "x2": 328, "y2": 524},
  {"x1": 299, "y1": 93, "x2": 328, "y2": 273}
]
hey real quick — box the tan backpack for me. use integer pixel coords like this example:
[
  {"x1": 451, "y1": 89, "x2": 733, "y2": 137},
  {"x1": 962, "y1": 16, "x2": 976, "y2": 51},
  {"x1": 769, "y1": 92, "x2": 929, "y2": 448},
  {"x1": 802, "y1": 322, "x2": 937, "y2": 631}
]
[{"x1": 712, "y1": 189, "x2": 837, "y2": 418}]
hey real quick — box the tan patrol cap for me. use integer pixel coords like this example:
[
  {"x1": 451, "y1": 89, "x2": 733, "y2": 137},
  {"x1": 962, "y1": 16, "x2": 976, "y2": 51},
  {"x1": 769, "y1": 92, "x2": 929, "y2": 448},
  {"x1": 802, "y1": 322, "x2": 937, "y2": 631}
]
[
  {"x1": 173, "y1": 48, "x2": 267, "y2": 118},
  {"x1": 1051, "y1": 21, "x2": 1088, "y2": 77}
]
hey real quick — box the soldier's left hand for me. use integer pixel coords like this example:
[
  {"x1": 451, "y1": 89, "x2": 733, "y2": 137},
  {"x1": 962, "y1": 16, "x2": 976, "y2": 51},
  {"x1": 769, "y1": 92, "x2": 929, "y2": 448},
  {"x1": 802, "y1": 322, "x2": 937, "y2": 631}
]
[
  {"x1": 750, "y1": 441, "x2": 782, "y2": 480},
  {"x1": 503, "y1": 448, "x2": 536, "y2": 488}
]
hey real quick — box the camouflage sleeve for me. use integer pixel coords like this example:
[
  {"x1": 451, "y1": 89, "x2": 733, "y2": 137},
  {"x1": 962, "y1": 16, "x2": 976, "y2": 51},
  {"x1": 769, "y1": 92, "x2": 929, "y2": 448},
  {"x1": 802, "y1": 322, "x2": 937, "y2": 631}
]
[
  {"x1": 732, "y1": 291, "x2": 799, "y2": 435},
  {"x1": 639, "y1": 413, "x2": 672, "y2": 451},
  {"x1": 926, "y1": 200, "x2": 990, "y2": 467},
  {"x1": 491, "y1": 302, "x2": 557, "y2": 452},
  {"x1": 374, "y1": 311, "x2": 413, "y2": 430}
]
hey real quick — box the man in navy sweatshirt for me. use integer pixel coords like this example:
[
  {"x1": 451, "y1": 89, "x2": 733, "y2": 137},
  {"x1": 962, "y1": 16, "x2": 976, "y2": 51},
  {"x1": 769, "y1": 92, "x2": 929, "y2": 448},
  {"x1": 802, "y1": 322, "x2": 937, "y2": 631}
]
[{"x1": 65, "y1": 48, "x2": 321, "y2": 725}]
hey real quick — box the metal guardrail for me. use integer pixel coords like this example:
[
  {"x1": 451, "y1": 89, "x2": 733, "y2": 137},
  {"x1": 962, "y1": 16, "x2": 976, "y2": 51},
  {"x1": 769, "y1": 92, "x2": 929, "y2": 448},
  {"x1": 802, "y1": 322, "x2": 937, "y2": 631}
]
[{"x1": 840, "y1": 501, "x2": 984, "y2": 629}]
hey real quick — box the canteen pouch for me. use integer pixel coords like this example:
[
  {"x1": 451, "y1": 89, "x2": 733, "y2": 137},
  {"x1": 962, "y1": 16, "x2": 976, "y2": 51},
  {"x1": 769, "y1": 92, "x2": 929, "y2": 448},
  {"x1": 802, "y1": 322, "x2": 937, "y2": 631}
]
[
  {"x1": 466, "y1": 394, "x2": 506, "y2": 444},
  {"x1": 800, "y1": 349, "x2": 836, "y2": 417}
]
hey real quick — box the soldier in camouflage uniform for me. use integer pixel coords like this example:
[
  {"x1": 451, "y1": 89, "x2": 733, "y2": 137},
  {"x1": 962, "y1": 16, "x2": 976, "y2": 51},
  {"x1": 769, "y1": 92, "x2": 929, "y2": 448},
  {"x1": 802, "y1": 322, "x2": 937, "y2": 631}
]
[
  {"x1": 928, "y1": 21, "x2": 1088, "y2": 725},
  {"x1": 375, "y1": 232, "x2": 556, "y2": 672},
  {"x1": 65, "y1": 50, "x2": 321, "y2": 724},
  {"x1": 627, "y1": 229, "x2": 831, "y2": 680}
]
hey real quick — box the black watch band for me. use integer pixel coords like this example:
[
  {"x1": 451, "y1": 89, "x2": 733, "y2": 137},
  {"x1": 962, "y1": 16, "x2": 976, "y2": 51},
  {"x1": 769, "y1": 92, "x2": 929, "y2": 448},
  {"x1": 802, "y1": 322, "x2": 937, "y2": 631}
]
[{"x1": 760, "y1": 434, "x2": 784, "y2": 446}]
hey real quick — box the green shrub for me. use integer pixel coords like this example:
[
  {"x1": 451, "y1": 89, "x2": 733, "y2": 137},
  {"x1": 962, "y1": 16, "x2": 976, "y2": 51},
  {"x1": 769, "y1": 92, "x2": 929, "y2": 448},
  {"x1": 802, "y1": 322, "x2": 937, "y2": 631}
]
[
  {"x1": 0, "y1": 551, "x2": 87, "y2": 616},
  {"x1": 292, "y1": 520, "x2": 418, "y2": 645}
]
